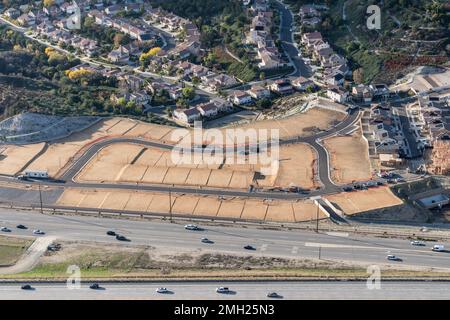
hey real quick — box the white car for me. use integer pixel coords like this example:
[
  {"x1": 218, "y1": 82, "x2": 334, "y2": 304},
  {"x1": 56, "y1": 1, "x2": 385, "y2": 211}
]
[
  {"x1": 410, "y1": 240, "x2": 425, "y2": 246},
  {"x1": 216, "y1": 287, "x2": 231, "y2": 294},
  {"x1": 33, "y1": 229, "x2": 45, "y2": 235},
  {"x1": 0, "y1": 227, "x2": 11, "y2": 232},
  {"x1": 156, "y1": 287, "x2": 170, "y2": 294},
  {"x1": 432, "y1": 245, "x2": 445, "y2": 252},
  {"x1": 184, "y1": 224, "x2": 199, "y2": 231}
]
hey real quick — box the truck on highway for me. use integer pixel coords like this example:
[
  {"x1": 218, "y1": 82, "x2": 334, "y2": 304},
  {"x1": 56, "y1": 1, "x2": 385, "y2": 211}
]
[{"x1": 432, "y1": 245, "x2": 445, "y2": 252}]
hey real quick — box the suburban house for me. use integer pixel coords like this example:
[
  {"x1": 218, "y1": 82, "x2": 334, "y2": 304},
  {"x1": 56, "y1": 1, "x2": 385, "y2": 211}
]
[
  {"x1": 108, "y1": 46, "x2": 130, "y2": 63},
  {"x1": 352, "y1": 84, "x2": 374, "y2": 103},
  {"x1": 4, "y1": 8, "x2": 21, "y2": 19},
  {"x1": 326, "y1": 86, "x2": 349, "y2": 103},
  {"x1": 247, "y1": 85, "x2": 271, "y2": 99},
  {"x1": 17, "y1": 12, "x2": 36, "y2": 27},
  {"x1": 231, "y1": 91, "x2": 253, "y2": 105},
  {"x1": 196, "y1": 102, "x2": 219, "y2": 117},
  {"x1": 173, "y1": 107, "x2": 201, "y2": 124},
  {"x1": 292, "y1": 76, "x2": 314, "y2": 91},
  {"x1": 269, "y1": 79, "x2": 293, "y2": 94}
]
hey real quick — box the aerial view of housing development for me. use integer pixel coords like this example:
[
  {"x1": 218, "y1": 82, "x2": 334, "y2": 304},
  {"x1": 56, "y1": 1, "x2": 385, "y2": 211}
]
[{"x1": 0, "y1": 0, "x2": 449, "y2": 307}]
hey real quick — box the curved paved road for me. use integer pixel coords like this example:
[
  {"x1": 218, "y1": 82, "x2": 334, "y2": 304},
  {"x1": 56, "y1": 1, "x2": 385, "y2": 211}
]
[{"x1": 56, "y1": 109, "x2": 360, "y2": 199}]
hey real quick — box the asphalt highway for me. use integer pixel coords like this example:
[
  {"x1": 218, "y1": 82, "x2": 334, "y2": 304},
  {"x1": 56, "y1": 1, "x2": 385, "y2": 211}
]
[
  {"x1": 1, "y1": 281, "x2": 449, "y2": 300},
  {"x1": 1, "y1": 209, "x2": 449, "y2": 270}
]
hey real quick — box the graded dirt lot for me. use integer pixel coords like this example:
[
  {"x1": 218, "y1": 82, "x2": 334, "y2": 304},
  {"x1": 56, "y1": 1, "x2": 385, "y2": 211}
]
[
  {"x1": 274, "y1": 144, "x2": 317, "y2": 190},
  {"x1": 323, "y1": 129, "x2": 372, "y2": 184},
  {"x1": 222, "y1": 107, "x2": 345, "y2": 140},
  {"x1": 0, "y1": 143, "x2": 45, "y2": 176},
  {"x1": 56, "y1": 188, "x2": 327, "y2": 222},
  {"x1": 76, "y1": 143, "x2": 316, "y2": 190},
  {"x1": 324, "y1": 187, "x2": 404, "y2": 215}
]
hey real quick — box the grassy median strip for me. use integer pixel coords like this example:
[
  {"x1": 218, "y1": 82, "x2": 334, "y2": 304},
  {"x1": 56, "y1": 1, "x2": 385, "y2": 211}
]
[
  {"x1": 1, "y1": 241, "x2": 450, "y2": 280},
  {"x1": 0, "y1": 236, "x2": 33, "y2": 267}
]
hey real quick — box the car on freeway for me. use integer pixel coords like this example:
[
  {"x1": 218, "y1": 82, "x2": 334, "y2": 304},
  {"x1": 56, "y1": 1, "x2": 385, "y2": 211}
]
[
  {"x1": 156, "y1": 287, "x2": 171, "y2": 294},
  {"x1": 33, "y1": 229, "x2": 45, "y2": 235},
  {"x1": 106, "y1": 231, "x2": 116, "y2": 236},
  {"x1": 16, "y1": 224, "x2": 27, "y2": 229},
  {"x1": 0, "y1": 227, "x2": 11, "y2": 232},
  {"x1": 115, "y1": 235, "x2": 128, "y2": 241},
  {"x1": 89, "y1": 283, "x2": 101, "y2": 290},
  {"x1": 216, "y1": 287, "x2": 231, "y2": 294},
  {"x1": 244, "y1": 245, "x2": 256, "y2": 250},
  {"x1": 410, "y1": 240, "x2": 426, "y2": 246},
  {"x1": 386, "y1": 255, "x2": 402, "y2": 261},
  {"x1": 343, "y1": 187, "x2": 353, "y2": 192},
  {"x1": 267, "y1": 292, "x2": 282, "y2": 298},
  {"x1": 21, "y1": 284, "x2": 33, "y2": 290},
  {"x1": 432, "y1": 245, "x2": 445, "y2": 252},
  {"x1": 184, "y1": 224, "x2": 200, "y2": 231},
  {"x1": 201, "y1": 237, "x2": 213, "y2": 244}
]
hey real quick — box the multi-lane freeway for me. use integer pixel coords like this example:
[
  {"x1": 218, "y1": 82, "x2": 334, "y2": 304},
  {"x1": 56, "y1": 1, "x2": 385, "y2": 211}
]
[
  {"x1": 2, "y1": 281, "x2": 450, "y2": 300},
  {"x1": 1, "y1": 209, "x2": 449, "y2": 270}
]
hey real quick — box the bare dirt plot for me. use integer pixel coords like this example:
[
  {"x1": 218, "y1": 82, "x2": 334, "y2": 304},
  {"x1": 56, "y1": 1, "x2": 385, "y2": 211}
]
[
  {"x1": 77, "y1": 162, "x2": 124, "y2": 182},
  {"x1": 207, "y1": 170, "x2": 234, "y2": 188},
  {"x1": 124, "y1": 193, "x2": 154, "y2": 212},
  {"x1": 96, "y1": 143, "x2": 144, "y2": 165},
  {"x1": 100, "y1": 192, "x2": 131, "y2": 210},
  {"x1": 54, "y1": 189, "x2": 85, "y2": 207},
  {"x1": 185, "y1": 168, "x2": 212, "y2": 186},
  {"x1": 147, "y1": 194, "x2": 176, "y2": 213},
  {"x1": 141, "y1": 166, "x2": 169, "y2": 184},
  {"x1": 25, "y1": 142, "x2": 80, "y2": 177},
  {"x1": 193, "y1": 197, "x2": 221, "y2": 216},
  {"x1": 56, "y1": 189, "x2": 324, "y2": 222},
  {"x1": 275, "y1": 144, "x2": 317, "y2": 189},
  {"x1": 163, "y1": 167, "x2": 191, "y2": 185},
  {"x1": 105, "y1": 119, "x2": 137, "y2": 135},
  {"x1": 142, "y1": 125, "x2": 177, "y2": 143},
  {"x1": 77, "y1": 191, "x2": 107, "y2": 208},
  {"x1": 228, "y1": 171, "x2": 254, "y2": 189},
  {"x1": 123, "y1": 123, "x2": 153, "y2": 137},
  {"x1": 221, "y1": 108, "x2": 345, "y2": 140},
  {"x1": 323, "y1": 129, "x2": 372, "y2": 184},
  {"x1": 172, "y1": 196, "x2": 200, "y2": 215},
  {"x1": 217, "y1": 200, "x2": 245, "y2": 219},
  {"x1": 265, "y1": 201, "x2": 295, "y2": 222},
  {"x1": 135, "y1": 148, "x2": 165, "y2": 166},
  {"x1": 241, "y1": 200, "x2": 268, "y2": 220},
  {"x1": 0, "y1": 143, "x2": 45, "y2": 175},
  {"x1": 119, "y1": 165, "x2": 148, "y2": 182},
  {"x1": 325, "y1": 187, "x2": 404, "y2": 215},
  {"x1": 293, "y1": 200, "x2": 326, "y2": 222}
]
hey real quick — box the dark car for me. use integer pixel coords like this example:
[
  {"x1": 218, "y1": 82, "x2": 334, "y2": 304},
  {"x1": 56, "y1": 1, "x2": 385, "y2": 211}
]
[
  {"x1": 106, "y1": 231, "x2": 116, "y2": 236},
  {"x1": 89, "y1": 283, "x2": 100, "y2": 290},
  {"x1": 16, "y1": 224, "x2": 27, "y2": 229},
  {"x1": 267, "y1": 292, "x2": 282, "y2": 298},
  {"x1": 21, "y1": 284, "x2": 33, "y2": 290},
  {"x1": 343, "y1": 187, "x2": 353, "y2": 192},
  {"x1": 115, "y1": 235, "x2": 128, "y2": 241},
  {"x1": 244, "y1": 245, "x2": 256, "y2": 250}
]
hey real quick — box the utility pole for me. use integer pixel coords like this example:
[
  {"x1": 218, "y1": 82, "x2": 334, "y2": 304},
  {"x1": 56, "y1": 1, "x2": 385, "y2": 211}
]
[
  {"x1": 38, "y1": 183, "x2": 43, "y2": 214},
  {"x1": 315, "y1": 202, "x2": 319, "y2": 233},
  {"x1": 169, "y1": 190, "x2": 173, "y2": 223}
]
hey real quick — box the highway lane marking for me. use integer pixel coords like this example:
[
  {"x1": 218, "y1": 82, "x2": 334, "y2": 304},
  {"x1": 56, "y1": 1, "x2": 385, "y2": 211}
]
[
  {"x1": 305, "y1": 242, "x2": 380, "y2": 250},
  {"x1": 326, "y1": 232, "x2": 349, "y2": 237}
]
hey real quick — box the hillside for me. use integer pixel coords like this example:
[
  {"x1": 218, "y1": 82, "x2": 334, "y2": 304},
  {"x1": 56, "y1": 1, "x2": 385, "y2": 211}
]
[{"x1": 287, "y1": 0, "x2": 450, "y2": 83}]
